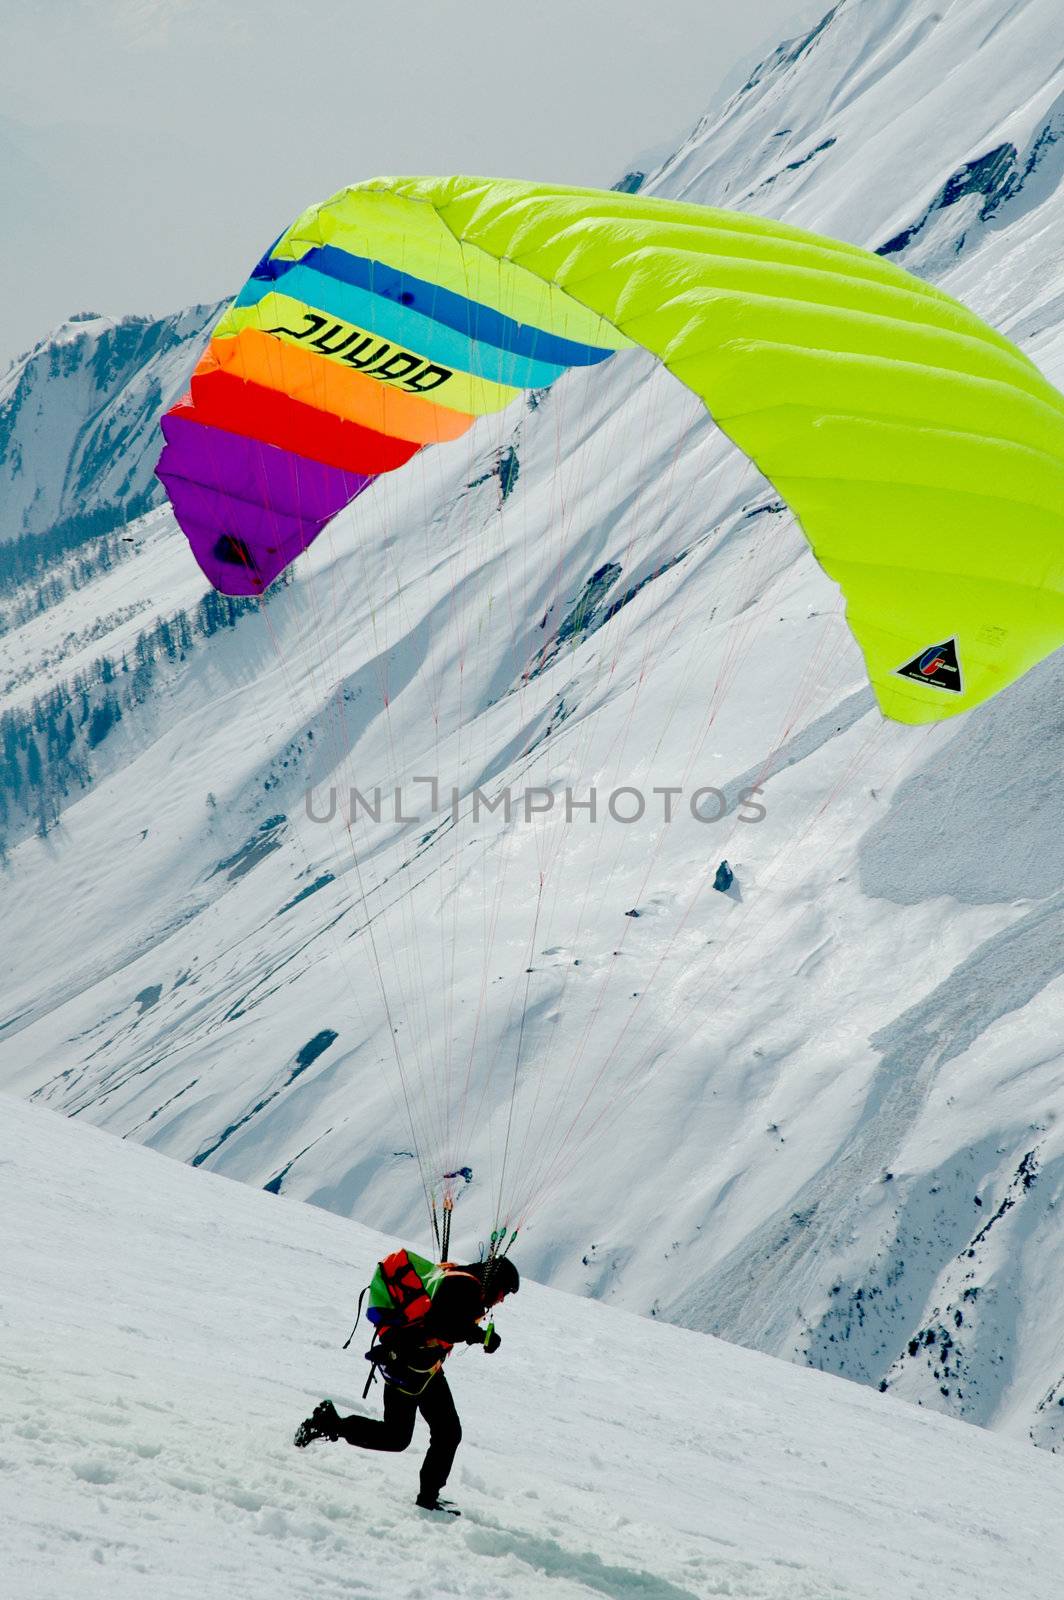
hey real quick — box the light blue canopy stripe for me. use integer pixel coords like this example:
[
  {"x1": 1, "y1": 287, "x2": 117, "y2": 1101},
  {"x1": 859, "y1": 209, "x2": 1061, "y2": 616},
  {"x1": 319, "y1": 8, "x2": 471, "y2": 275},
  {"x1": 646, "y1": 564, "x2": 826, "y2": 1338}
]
[
  {"x1": 236, "y1": 267, "x2": 570, "y2": 389},
  {"x1": 251, "y1": 244, "x2": 619, "y2": 367}
]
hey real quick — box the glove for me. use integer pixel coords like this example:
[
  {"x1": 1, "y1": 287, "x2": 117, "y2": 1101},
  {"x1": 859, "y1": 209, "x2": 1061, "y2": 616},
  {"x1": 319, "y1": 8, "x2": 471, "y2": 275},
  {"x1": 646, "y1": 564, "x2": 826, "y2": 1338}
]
[{"x1": 483, "y1": 1329, "x2": 501, "y2": 1354}]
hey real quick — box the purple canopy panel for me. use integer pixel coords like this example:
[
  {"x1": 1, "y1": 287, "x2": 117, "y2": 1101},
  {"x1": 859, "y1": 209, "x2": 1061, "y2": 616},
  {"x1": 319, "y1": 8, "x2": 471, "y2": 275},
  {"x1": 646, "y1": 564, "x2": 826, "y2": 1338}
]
[
  {"x1": 160, "y1": 484, "x2": 324, "y2": 593},
  {"x1": 156, "y1": 413, "x2": 374, "y2": 594}
]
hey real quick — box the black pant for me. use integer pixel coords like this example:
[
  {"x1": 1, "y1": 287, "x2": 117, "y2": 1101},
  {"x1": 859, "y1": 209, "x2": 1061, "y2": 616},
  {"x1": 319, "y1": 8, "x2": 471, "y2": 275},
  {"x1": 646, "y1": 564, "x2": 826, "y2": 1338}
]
[{"x1": 337, "y1": 1372, "x2": 461, "y2": 1501}]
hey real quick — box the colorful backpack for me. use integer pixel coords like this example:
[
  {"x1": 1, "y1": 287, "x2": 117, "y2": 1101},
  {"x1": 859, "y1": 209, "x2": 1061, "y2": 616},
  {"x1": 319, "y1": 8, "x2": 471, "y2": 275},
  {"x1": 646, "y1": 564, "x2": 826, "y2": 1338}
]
[
  {"x1": 367, "y1": 1248, "x2": 449, "y2": 1334},
  {"x1": 345, "y1": 1248, "x2": 480, "y2": 1395}
]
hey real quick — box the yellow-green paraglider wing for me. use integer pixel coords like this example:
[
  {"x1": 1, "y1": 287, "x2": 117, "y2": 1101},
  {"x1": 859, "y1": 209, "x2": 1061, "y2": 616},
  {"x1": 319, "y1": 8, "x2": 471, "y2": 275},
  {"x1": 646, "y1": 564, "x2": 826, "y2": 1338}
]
[
  {"x1": 159, "y1": 175, "x2": 1064, "y2": 723},
  {"x1": 382, "y1": 176, "x2": 1064, "y2": 725}
]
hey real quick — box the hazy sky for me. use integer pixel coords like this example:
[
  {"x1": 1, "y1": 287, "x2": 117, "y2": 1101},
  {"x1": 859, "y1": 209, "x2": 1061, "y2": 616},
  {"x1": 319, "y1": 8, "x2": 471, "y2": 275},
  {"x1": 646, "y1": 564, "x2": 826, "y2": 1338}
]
[{"x1": 1, "y1": 0, "x2": 824, "y2": 368}]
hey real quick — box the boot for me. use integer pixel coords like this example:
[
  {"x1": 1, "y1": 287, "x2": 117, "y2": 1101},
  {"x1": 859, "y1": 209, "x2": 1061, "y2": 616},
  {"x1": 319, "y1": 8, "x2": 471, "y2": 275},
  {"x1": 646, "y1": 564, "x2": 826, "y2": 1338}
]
[
  {"x1": 416, "y1": 1494, "x2": 461, "y2": 1516},
  {"x1": 294, "y1": 1398, "x2": 341, "y2": 1448}
]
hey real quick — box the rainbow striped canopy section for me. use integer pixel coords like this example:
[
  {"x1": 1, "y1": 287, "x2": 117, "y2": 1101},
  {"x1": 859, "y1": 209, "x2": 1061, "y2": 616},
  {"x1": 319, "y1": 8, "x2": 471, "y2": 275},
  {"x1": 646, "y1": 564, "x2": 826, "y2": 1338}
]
[
  {"x1": 156, "y1": 180, "x2": 626, "y2": 599},
  {"x1": 158, "y1": 175, "x2": 1064, "y2": 724}
]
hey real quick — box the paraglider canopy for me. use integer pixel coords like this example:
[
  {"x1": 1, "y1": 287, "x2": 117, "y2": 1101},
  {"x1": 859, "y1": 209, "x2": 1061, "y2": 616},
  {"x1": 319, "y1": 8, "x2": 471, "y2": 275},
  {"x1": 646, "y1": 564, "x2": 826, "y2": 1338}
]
[{"x1": 157, "y1": 174, "x2": 1064, "y2": 728}]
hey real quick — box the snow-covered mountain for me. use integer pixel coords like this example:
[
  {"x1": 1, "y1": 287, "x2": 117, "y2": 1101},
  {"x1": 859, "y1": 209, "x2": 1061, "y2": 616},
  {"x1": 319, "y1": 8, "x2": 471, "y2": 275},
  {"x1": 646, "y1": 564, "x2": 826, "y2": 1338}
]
[
  {"x1": 3, "y1": 0, "x2": 1064, "y2": 1465},
  {"x1": 4, "y1": 1092, "x2": 1062, "y2": 1600},
  {"x1": 0, "y1": 303, "x2": 219, "y2": 543}
]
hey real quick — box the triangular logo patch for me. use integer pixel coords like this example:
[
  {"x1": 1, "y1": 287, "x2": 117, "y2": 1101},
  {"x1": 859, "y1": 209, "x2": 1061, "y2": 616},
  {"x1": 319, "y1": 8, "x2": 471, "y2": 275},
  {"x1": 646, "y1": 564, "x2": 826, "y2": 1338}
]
[{"x1": 895, "y1": 637, "x2": 962, "y2": 692}]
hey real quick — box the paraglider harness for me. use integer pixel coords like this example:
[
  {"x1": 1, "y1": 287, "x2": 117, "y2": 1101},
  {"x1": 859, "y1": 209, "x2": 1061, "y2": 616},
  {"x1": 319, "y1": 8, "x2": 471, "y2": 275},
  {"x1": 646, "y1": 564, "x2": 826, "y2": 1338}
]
[{"x1": 344, "y1": 1249, "x2": 482, "y2": 1398}]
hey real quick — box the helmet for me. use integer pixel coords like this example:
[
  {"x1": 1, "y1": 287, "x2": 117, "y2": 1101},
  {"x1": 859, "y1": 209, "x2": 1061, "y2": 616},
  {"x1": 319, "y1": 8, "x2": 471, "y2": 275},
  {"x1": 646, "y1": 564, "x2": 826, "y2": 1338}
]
[{"x1": 484, "y1": 1256, "x2": 520, "y2": 1302}]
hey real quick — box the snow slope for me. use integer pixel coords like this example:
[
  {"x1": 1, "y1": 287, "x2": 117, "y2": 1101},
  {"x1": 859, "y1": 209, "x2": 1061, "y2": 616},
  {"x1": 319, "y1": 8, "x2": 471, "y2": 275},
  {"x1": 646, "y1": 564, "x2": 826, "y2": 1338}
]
[
  {"x1": 3, "y1": 0, "x2": 1064, "y2": 1460},
  {"x1": 3, "y1": 1093, "x2": 1061, "y2": 1600}
]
